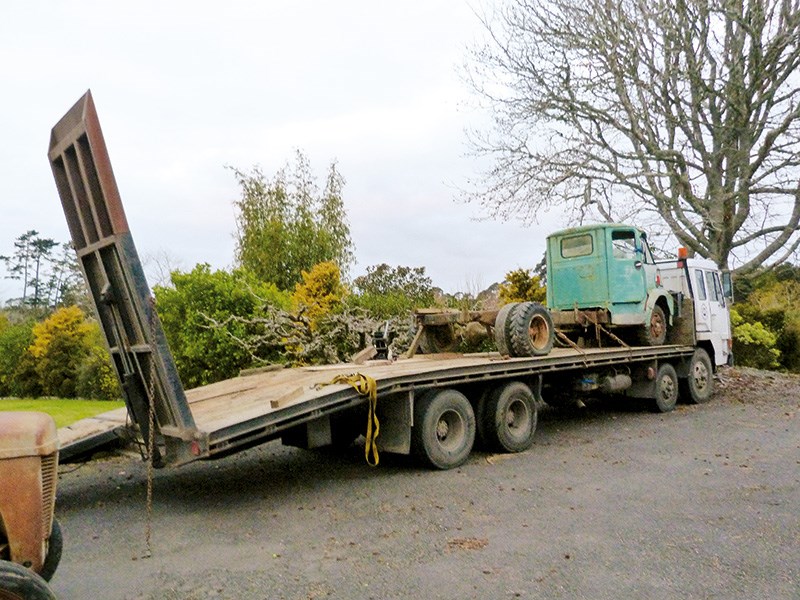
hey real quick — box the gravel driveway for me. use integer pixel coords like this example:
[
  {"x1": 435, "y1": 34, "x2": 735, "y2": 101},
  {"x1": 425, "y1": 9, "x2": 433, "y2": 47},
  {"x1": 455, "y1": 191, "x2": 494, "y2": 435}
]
[{"x1": 50, "y1": 367, "x2": 799, "y2": 599}]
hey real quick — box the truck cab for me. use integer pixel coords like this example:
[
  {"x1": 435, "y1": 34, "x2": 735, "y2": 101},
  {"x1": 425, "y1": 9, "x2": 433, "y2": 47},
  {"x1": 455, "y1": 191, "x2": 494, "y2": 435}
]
[
  {"x1": 659, "y1": 256, "x2": 733, "y2": 367},
  {"x1": 546, "y1": 224, "x2": 674, "y2": 345}
]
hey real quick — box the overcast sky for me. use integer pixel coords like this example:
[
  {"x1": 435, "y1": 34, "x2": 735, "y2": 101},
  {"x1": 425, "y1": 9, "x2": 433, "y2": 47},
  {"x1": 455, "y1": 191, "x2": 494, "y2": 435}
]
[{"x1": 1, "y1": 1, "x2": 562, "y2": 302}]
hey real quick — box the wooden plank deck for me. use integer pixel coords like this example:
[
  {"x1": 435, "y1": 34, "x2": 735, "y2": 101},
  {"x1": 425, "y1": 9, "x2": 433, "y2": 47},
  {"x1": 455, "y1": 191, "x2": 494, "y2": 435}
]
[{"x1": 57, "y1": 345, "x2": 694, "y2": 461}]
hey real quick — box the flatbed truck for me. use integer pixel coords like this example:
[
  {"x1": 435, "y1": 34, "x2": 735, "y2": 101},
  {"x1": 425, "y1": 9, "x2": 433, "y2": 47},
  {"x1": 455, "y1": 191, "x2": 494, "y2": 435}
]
[{"x1": 49, "y1": 91, "x2": 732, "y2": 472}]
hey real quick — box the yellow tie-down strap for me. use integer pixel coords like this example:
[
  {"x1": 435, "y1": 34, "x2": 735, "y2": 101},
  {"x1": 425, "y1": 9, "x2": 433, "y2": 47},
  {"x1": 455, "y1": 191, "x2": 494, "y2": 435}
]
[{"x1": 328, "y1": 373, "x2": 380, "y2": 466}]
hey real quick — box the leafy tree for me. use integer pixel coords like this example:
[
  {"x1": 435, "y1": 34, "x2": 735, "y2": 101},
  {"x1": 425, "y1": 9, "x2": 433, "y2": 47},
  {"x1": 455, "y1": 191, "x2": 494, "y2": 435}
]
[
  {"x1": 154, "y1": 264, "x2": 292, "y2": 388},
  {"x1": 2, "y1": 230, "x2": 58, "y2": 306},
  {"x1": 231, "y1": 151, "x2": 355, "y2": 290},
  {"x1": 1, "y1": 233, "x2": 84, "y2": 308},
  {"x1": 292, "y1": 262, "x2": 347, "y2": 327},
  {"x1": 730, "y1": 307, "x2": 781, "y2": 369},
  {"x1": 733, "y1": 264, "x2": 800, "y2": 371},
  {"x1": 498, "y1": 268, "x2": 547, "y2": 304},
  {"x1": 76, "y1": 343, "x2": 122, "y2": 400},
  {"x1": 29, "y1": 306, "x2": 94, "y2": 397},
  {"x1": 0, "y1": 318, "x2": 36, "y2": 396},
  {"x1": 467, "y1": 0, "x2": 800, "y2": 274},
  {"x1": 350, "y1": 264, "x2": 435, "y2": 319}
]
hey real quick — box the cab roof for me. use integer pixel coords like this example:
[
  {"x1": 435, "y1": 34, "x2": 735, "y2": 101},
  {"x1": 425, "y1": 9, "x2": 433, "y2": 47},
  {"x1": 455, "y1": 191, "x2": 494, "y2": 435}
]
[{"x1": 547, "y1": 223, "x2": 644, "y2": 240}]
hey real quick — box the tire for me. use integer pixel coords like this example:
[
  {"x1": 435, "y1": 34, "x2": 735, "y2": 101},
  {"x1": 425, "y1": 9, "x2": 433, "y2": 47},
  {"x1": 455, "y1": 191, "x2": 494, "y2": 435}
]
[
  {"x1": 653, "y1": 362, "x2": 678, "y2": 413},
  {"x1": 38, "y1": 520, "x2": 62, "y2": 582},
  {"x1": 412, "y1": 389, "x2": 476, "y2": 470},
  {"x1": 418, "y1": 324, "x2": 457, "y2": 354},
  {"x1": 0, "y1": 561, "x2": 56, "y2": 600},
  {"x1": 638, "y1": 304, "x2": 667, "y2": 346},
  {"x1": 482, "y1": 382, "x2": 537, "y2": 453},
  {"x1": 508, "y1": 302, "x2": 555, "y2": 357},
  {"x1": 680, "y1": 348, "x2": 713, "y2": 404},
  {"x1": 493, "y1": 302, "x2": 520, "y2": 356}
]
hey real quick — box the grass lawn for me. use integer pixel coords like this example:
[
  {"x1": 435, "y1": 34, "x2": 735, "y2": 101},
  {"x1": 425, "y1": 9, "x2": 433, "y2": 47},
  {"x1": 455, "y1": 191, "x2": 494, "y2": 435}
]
[{"x1": 0, "y1": 398, "x2": 125, "y2": 428}]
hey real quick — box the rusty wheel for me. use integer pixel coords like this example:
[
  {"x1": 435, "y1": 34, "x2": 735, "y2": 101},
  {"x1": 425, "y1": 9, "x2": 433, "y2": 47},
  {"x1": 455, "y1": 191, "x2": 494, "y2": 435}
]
[
  {"x1": 418, "y1": 324, "x2": 457, "y2": 354},
  {"x1": 638, "y1": 304, "x2": 667, "y2": 346},
  {"x1": 508, "y1": 302, "x2": 555, "y2": 357}
]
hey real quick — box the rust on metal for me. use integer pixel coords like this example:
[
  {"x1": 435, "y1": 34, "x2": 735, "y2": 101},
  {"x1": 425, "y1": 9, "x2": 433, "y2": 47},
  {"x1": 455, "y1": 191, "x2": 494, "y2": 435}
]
[
  {"x1": 0, "y1": 412, "x2": 58, "y2": 573},
  {"x1": 48, "y1": 90, "x2": 129, "y2": 248}
]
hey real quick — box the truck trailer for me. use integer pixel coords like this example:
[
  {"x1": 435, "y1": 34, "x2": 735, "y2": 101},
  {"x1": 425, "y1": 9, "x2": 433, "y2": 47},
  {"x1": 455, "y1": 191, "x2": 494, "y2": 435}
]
[{"x1": 49, "y1": 91, "x2": 733, "y2": 473}]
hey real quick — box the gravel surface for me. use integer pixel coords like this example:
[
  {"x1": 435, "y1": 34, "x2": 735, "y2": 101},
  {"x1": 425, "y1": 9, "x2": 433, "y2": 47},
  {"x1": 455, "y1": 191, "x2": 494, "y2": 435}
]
[{"x1": 49, "y1": 367, "x2": 799, "y2": 599}]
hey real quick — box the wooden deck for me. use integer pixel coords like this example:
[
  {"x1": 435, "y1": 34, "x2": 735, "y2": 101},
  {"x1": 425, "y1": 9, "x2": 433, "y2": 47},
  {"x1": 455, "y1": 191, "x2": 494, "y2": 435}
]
[{"x1": 57, "y1": 345, "x2": 695, "y2": 462}]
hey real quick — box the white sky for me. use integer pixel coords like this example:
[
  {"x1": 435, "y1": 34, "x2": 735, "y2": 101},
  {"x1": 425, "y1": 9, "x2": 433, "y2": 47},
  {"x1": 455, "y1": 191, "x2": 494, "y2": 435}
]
[{"x1": 1, "y1": 1, "x2": 562, "y2": 302}]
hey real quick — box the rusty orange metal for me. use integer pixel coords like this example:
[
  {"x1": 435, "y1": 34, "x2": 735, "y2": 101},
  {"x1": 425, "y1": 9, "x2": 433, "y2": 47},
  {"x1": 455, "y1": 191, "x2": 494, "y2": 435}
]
[{"x1": 0, "y1": 412, "x2": 58, "y2": 573}]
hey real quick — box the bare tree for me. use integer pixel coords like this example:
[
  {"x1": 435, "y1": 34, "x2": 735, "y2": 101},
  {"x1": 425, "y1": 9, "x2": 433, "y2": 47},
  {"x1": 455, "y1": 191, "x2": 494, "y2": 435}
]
[{"x1": 466, "y1": 0, "x2": 800, "y2": 273}]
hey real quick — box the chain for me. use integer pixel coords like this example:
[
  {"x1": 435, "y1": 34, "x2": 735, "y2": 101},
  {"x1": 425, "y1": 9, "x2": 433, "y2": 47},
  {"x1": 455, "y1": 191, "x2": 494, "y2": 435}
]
[{"x1": 143, "y1": 296, "x2": 157, "y2": 559}]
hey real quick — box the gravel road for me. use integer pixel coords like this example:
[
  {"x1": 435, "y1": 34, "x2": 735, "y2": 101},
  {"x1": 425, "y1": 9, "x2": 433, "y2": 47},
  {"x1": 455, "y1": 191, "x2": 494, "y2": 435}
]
[{"x1": 49, "y1": 367, "x2": 799, "y2": 599}]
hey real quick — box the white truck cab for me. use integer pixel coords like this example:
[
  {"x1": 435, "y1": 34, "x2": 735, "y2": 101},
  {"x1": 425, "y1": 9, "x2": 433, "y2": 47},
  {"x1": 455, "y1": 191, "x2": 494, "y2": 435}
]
[{"x1": 659, "y1": 254, "x2": 733, "y2": 367}]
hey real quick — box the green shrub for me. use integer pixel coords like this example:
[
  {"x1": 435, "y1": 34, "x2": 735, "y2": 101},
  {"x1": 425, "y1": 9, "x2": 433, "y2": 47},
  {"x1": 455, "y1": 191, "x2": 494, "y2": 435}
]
[
  {"x1": 76, "y1": 342, "x2": 121, "y2": 400},
  {"x1": 731, "y1": 308, "x2": 781, "y2": 369},
  {"x1": 0, "y1": 319, "x2": 36, "y2": 396},
  {"x1": 154, "y1": 264, "x2": 292, "y2": 388}
]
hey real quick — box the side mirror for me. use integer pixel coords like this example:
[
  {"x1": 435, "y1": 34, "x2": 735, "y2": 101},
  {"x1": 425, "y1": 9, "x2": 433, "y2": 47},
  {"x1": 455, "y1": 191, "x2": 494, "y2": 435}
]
[{"x1": 721, "y1": 271, "x2": 734, "y2": 302}]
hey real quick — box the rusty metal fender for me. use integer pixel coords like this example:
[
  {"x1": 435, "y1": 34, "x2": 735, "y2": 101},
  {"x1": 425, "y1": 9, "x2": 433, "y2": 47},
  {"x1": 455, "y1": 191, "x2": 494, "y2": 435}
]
[{"x1": 0, "y1": 412, "x2": 58, "y2": 573}]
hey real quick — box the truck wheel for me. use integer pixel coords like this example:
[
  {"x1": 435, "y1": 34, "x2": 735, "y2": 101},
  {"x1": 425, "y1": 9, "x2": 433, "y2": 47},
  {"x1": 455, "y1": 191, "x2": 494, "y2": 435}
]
[
  {"x1": 680, "y1": 348, "x2": 713, "y2": 404},
  {"x1": 38, "y1": 520, "x2": 62, "y2": 582},
  {"x1": 482, "y1": 382, "x2": 537, "y2": 453},
  {"x1": 493, "y1": 302, "x2": 520, "y2": 356},
  {"x1": 638, "y1": 304, "x2": 667, "y2": 346},
  {"x1": 418, "y1": 324, "x2": 457, "y2": 354},
  {"x1": 0, "y1": 561, "x2": 56, "y2": 600},
  {"x1": 412, "y1": 389, "x2": 476, "y2": 470},
  {"x1": 508, "y1": 302, "x2": 555, "y2": 357},
  {"x1": 653, "y1": 362, "x2": 678, "y2": 413}
]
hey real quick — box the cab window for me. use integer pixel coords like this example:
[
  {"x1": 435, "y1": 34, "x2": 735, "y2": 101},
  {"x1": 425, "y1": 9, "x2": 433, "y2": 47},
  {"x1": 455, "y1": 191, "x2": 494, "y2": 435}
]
[
  {"x1": 640, "y1": 234, "x2": 654, "y2": 263},
  {"x1": 694, "y1": 270, "x2": 707, "y2": 301},
  {"x1": 561, "y1": 234, "x2": 593, "y2": 258},
  {"x1": 611, "y1": 230, "x2": 637, "y2": 259},
  {"x1": 706, "y1": 271, "x2": 725, "y2": 306}
]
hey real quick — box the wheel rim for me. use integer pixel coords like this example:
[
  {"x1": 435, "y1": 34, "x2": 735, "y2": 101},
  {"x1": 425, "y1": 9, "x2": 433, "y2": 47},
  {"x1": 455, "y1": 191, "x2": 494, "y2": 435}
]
[
  {"x1": 650, "y1": 310, "x2": 665, "y2": 340},
  {"x1": 659, "y1": 374, "x2": 676, "y2": 402},
  {"x1": 528, "y1": 315, "x2": 551, "y2": 351},
  {"x1": 693, "y1": 361, "x2": 709, "y2": 393},
  {"x1": 436, "y1": 409, "x2": 465, "y2": 451},
  {"x1": 505, "y1": 398, "x2": 530, "y2": 435}
]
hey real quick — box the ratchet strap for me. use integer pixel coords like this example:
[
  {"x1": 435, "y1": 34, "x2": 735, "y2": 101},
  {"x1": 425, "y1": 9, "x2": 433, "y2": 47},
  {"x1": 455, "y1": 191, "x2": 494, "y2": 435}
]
[{"x1": 329, "y1": 373, "x2": 380, "y2": 467}]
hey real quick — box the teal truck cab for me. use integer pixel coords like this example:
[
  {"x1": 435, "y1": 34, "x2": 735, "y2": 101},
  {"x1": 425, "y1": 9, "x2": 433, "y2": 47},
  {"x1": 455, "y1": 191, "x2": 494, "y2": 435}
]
[
  {"x1": 546, "y1": 223, "x2": 732, "y2": 364},
  {"x1": 547, "y1": 224, "x2": 674, "y2": 345}
]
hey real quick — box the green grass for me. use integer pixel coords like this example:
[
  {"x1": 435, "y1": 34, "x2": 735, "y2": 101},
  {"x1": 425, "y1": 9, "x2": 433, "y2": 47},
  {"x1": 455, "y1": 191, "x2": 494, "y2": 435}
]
[{"x1": 0, "y1": 398, "x2": 125, "y2": 428}]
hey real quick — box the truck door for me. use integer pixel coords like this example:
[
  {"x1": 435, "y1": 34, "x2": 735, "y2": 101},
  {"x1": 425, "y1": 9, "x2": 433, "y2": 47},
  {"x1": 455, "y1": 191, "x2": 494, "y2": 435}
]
[
  {"x1": 692, "y1": 268, "x2": 712, "y2": 332},
  {"x1": 606, "y1": 229, "x2": 646, "y2": 303},
  {"x1": 704, "y1": 270, "x2": 731, "y2": 339}
]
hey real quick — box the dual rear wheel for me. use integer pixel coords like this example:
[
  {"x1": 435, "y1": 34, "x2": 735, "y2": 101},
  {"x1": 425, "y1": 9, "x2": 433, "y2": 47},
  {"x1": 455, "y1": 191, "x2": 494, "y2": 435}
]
[{"x1": 412, "y1": 381, "x2": 537, "y2": 469}]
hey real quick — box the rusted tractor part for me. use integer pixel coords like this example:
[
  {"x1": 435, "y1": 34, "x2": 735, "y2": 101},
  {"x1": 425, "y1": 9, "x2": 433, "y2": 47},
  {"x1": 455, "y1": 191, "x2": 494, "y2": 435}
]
[
  {"x1": 0, "y1": 412, "x2": 61, "y2": 599},
  {"x1": 494, "y1": 302, "x2": 555, "y2": 357},
  {"x1": 407, "y1": 309, "x2": 497, "y2": 357}
]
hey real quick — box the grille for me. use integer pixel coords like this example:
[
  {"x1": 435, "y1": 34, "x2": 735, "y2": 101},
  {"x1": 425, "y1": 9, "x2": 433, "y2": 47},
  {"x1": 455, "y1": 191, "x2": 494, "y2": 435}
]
[{"x1": 40, "y1": 453, "x2": 58, "y2": 537}]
